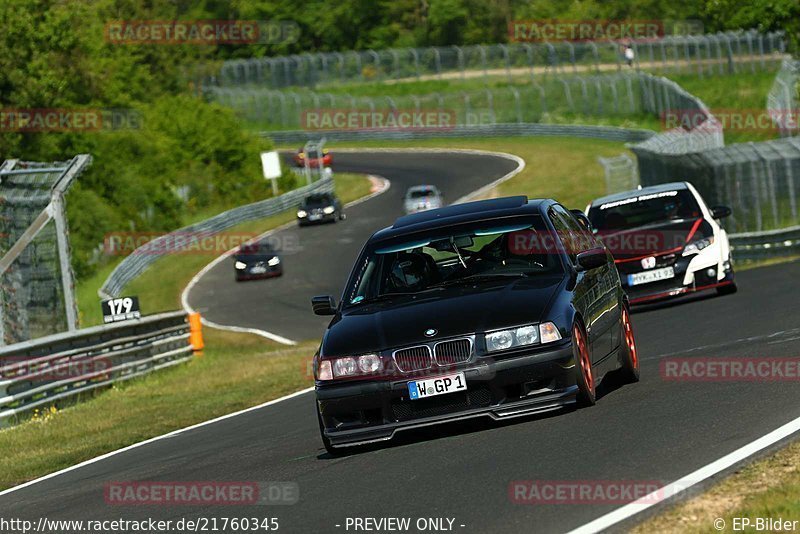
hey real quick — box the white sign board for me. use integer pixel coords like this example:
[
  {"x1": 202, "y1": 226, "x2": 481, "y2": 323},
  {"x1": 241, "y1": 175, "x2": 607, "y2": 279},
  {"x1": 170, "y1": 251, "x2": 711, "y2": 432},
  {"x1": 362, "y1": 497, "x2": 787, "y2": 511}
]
[{"x1": 260, "y1": 151, "x2": 282, "y2": 180}]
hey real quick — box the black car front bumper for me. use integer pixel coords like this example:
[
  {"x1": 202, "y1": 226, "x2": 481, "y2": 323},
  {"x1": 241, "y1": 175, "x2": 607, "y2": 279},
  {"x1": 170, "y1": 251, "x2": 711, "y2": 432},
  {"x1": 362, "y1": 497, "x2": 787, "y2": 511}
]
[
  {"x1": 316, "y1": 342, "x2": 577, "y2": 448},
  {"x1": 235, "y1": 265, "x2": 283, "y2": 280}
]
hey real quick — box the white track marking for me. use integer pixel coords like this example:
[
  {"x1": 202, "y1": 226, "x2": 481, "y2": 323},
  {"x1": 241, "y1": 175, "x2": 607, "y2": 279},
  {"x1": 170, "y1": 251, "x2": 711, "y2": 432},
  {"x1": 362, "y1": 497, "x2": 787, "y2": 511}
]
[
  {"x1": 0, "y1": 387, "x2": 314, "y2": 498},
  {"x1": 180, "y1": 175, "x2": 391, "y2": 344},
  {"x1": 566, "y1": 414, "x2": 800, "y2": 534}
]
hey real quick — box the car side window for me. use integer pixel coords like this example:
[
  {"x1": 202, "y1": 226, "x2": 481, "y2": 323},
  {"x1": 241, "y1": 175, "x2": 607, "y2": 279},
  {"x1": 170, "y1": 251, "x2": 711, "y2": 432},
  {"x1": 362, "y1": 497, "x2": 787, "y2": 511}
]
[
  {"x1": 549, "y1": 205, "x2": 596, "y2": 262},
  {"x1": 548, "y1": 207, "x2": 576, "y2": 263}
]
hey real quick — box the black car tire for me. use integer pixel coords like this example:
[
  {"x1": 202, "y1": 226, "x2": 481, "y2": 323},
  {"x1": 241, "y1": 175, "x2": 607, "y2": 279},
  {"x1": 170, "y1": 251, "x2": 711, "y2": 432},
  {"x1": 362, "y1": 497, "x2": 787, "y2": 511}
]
[
  {"x1": 619, "y1": 304, "x2": 640, "y2": 383},
  {"x1": 716, "y1": 270, "x2": 737, "y2": 295},
  {"x1": 573, "y1": 320, "x2": 596, "y2": 406},
  {"x1": 316, "y1": 404, "x2": 338, "y2": 456},
  {"x1": 717, "y1": 282, "x2": 737, "y2": 295},
  {"x1": 339, "y1": 211, "x2": 346, "y2": 221}
]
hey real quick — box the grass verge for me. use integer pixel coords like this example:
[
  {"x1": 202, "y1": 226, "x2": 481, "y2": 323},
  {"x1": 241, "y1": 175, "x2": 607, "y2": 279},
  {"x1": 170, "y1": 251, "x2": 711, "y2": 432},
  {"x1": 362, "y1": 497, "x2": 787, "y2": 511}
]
[
  {"x1": 0, "y1": 329, "x2": 316, "y2": 491},
  {"x1": 632, "y1": 440, "x2": 800, "y2": 533},
  {"x1": 76, "y1": 172, "x2": 373, "y2": 326}
]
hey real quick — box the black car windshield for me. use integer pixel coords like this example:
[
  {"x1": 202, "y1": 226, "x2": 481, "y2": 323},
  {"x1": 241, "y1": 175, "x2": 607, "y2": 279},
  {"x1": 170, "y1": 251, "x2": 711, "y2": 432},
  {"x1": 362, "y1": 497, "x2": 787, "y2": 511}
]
[
  {"x1": 409, "y1": 189, "x2": 436, "y2": 199},
  {"x1": 345, "y1": 216, "x2": 563, "y2": 306},
  {"x1": 304, "y1": 194, "x2": 331, "y2": 205},
  {"x1": 237, "y1": 242, "x2": 276, "y2": 256},
  {"x1": 588, "y1": 189, "x2": 701, "y2": 231}
]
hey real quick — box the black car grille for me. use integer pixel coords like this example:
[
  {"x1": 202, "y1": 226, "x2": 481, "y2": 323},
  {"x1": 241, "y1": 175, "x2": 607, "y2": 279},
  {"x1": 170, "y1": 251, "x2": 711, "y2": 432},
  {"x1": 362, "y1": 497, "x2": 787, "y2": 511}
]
[
  {"x1": 434, "y1": 338, "x2": 472, "y2": 365},
  {"x1": 391, "y1": 386, "x2": 492, "y2": 421},
  {"x1": 393, "y1": 346, "x2": 432, "y2": 373}
]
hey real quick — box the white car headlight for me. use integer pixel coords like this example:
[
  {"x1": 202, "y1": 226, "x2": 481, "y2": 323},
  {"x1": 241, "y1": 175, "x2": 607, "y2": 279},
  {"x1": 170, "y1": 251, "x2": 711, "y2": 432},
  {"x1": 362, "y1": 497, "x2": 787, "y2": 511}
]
[
  {"x1": 323, "y1": 206, "x2": 335, "y2": 215},
  {"x1": 297, "y1": 210, "x2": 307, "y2": 218},
  {"x1": 234, "y1": 261, "x2": 247, "y2": 270},
  {"x1": 683, "y1": 236, "x2": 714, "y2": 256},
  {"x1": 268, "y1": 256, "x2": 280, "y2": 266},
  {"x1": 486, "y1": 324, "x2": 540, "y2": 352}
]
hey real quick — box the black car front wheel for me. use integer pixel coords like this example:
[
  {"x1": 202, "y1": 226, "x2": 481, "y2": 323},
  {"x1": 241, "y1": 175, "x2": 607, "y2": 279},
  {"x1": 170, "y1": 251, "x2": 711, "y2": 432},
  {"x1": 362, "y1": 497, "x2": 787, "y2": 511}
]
[
  {"x1": 573, "y1": 321, "x2": 596, "y2": 406},
  {"x1": 619, "y1": 305, "x2": 640, "y2": 383},
  {"x1": 316, "y1": 404, "x2": 338, "y2": 456}
]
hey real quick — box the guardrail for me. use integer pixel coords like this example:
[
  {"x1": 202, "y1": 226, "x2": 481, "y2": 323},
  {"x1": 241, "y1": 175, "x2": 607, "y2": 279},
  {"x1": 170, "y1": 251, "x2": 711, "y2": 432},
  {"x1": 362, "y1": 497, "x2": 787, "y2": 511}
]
[
  {"x1": 99, "y1": 175, "x2": 334, "y2": 299},
  {"x1": 263, "y1": 123, "x2": 656, "y2": 144},
  {"x1": 0, "y1": 311, "x2": 201, "y2": 424},
  {"x1": 729, "y1": 226, "x2": 800, "y2": 260}
]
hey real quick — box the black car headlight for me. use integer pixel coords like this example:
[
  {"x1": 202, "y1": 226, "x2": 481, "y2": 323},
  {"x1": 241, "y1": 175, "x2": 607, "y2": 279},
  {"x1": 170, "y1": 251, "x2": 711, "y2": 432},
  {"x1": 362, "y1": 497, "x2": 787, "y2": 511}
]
[
  {"x1": 234, "y1": 261, "x2": 247, "y2": 270},
  {"x1": 485, "y1": 323, "x2": 561, "y2": 352},
  {"x1": 323, "y1": 206, "x2": 335, "y2": 215},
  {"x1": 316, "y1": 354, "x2": 382, "y2": 380}
]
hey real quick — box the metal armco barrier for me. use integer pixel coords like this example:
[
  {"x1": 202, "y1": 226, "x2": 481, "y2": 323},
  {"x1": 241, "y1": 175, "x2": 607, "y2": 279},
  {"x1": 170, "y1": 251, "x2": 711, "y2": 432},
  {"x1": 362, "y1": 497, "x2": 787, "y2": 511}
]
[
  {"x1": 0, "y1": 311, "x2": 200, "y2": 423},
  {"x1": 730, "y1": 226, "x2": 800, "y2": 260},
  {"x1": 263, "y1": 123, "x2": 656, "y2": 144}
]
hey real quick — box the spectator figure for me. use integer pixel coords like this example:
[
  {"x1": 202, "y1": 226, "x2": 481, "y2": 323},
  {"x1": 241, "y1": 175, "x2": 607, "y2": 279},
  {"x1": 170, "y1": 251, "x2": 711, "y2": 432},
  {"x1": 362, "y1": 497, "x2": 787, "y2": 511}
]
[{"x1": 624, "y1": 44, "x2": 635, "y2": 67}]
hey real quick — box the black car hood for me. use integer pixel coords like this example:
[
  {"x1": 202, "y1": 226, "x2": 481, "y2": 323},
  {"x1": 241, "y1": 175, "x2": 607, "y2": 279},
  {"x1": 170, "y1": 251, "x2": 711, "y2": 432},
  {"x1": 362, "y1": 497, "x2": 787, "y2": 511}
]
[
  {"x1": 301, "y1": 201, "x2": 331, "y2": 209},
  {"x1": 596, "y1": 218, "x2": 709, "y2": 260},
  {"x1": 322, "y1": 275, "x2": 565, "y2": 356}
]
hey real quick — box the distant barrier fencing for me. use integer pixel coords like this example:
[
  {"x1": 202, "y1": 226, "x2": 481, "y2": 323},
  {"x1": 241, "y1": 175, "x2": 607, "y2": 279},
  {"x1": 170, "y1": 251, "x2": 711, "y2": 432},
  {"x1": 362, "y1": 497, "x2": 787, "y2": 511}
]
[
  {"x1": 767, "y1": 58, "x2": 800, "y2": 137},
  {"x1": 209, "y1": 70, "x2": 728, "y2": 132},
  {"x1": 99, "y1": 175, "x2": 333, "y2": 299},
  {"x1": 0, "y1": 310, "x2": 201, "y2": 424},
  {"x1": 638, "y1": 137, "x2": 800, "y2": 236},
  {"x1": 208, "y1": 30, "x2": 786, "y2": 90},
  {"x1": 262, "y1": 123, "x2": 655, "y2": 144},
  {"x1": 0, "y1": 155, "x2": 92, "y2": 346}
]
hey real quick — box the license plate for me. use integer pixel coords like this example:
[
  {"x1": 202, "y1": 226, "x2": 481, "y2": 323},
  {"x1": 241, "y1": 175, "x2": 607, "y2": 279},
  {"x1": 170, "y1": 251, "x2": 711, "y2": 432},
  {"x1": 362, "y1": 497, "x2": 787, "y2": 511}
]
[
  {"x1": 628, "y1": 266, "x2": 675, "y2": 286},
  {"x1": 408, "y1": 372, "x2": 466, "y2": 400},
  {"x1": 250, "y1": 265, "x2": 267, "y2": 274},
  {"x1": 309, "y1": 214, "x2": 321, "y2": 221}
]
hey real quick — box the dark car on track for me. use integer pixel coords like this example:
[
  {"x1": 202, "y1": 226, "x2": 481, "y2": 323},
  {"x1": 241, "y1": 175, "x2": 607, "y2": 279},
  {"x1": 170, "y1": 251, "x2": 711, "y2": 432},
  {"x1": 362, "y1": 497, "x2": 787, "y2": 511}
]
[
  {"x1": 586, "y1": 182, "x2": 736, "y2": 305},
  {"x1": 311, "y1": 196, "x2": 639, "y2": 453},
  {"x1": 234, "y1": 240, "x2": 283, "y2": 281},
  {"x1": 297, "y1": 192, "x2": 345, "y2": 226}
]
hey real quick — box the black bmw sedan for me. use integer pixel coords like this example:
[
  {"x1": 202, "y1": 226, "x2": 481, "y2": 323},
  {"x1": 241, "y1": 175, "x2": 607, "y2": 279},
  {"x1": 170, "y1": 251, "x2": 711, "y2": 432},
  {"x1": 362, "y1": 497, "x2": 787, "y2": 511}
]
[
  {"x1": 311, "y1": 196, "x2": 639, "y2": 453},
  {"x1": 233, "y1": 239, "x2": 283, "y2": 281},
  {"x1": 296, "y1": 192, "x2": 345, "y2": 226}
]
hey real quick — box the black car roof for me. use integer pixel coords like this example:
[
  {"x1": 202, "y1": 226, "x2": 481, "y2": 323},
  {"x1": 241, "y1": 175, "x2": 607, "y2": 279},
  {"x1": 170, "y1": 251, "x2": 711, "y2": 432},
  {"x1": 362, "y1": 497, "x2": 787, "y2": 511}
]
[
  {"x1": 371, "y1": 196, "x2": 553, "y2": 242},
  {"x1": 589, "y1": 182, "x2": 689, "y2": 208}
]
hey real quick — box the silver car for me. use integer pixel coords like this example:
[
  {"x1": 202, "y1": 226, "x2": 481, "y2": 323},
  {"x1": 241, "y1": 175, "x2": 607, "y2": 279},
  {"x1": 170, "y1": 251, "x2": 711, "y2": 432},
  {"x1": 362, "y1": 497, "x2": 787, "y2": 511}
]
[{"x1": 403, "y1": 185, "x2": 443, "y2": 214}]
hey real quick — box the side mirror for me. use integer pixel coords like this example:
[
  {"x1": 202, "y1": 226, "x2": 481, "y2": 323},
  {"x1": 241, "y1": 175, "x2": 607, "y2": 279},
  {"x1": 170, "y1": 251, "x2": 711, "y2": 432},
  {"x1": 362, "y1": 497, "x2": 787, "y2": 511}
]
[
  {"x1": 570, "y1": 209, "x2": 593, "y2": 232},
  {"x1": 576, "y1": 248, "x2": 607, "y2": 272},
  {"x1": 312, "y1": 295, "x2": 337, "y2": 316},
  {"x1": 711, "y1": 205, "x2": 731, "y2": 219}
]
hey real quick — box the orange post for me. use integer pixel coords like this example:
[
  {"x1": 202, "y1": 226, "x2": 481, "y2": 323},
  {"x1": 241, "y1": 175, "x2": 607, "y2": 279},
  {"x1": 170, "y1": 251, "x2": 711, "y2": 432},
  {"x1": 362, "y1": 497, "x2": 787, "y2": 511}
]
[{"x1": 188, "y1": 312, "x2": 204, "y2": 353}]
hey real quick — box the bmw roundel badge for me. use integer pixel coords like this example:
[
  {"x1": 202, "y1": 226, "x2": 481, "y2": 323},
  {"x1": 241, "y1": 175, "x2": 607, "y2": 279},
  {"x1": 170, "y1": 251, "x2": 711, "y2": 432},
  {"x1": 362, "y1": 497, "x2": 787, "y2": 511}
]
[{"x1": 424, "y1": 328, "x2": 437, "y2": 337}]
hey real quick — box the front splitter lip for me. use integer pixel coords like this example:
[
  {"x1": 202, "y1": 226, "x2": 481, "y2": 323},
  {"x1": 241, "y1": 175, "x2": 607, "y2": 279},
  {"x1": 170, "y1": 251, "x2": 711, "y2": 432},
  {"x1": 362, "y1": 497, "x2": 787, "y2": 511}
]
[
  {"x1": 629, "y1": 280, "x2": 734, "y2": 305},
  {"x1": 324, "y1": 386, "x2": 579, "y2": 448}
]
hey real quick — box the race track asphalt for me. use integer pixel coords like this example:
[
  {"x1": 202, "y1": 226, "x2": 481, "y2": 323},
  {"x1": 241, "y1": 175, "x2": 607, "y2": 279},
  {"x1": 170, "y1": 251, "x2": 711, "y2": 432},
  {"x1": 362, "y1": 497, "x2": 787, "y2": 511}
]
[{"x1": 2, "y1": 151, "x2": 799, "y2": 534}]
